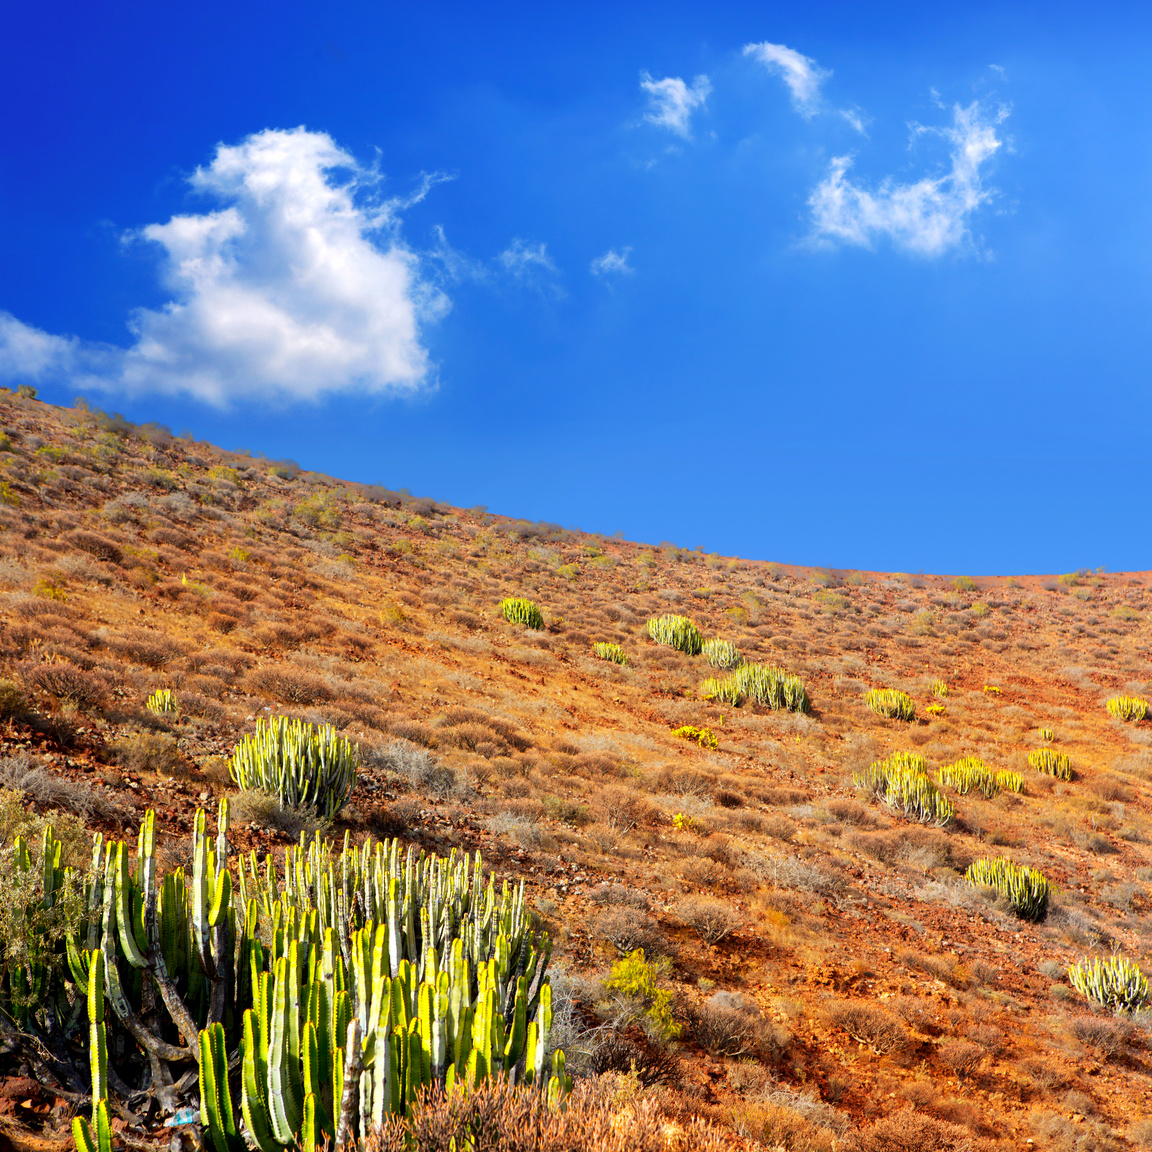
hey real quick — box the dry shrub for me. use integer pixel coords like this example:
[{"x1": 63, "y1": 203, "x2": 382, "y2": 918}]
[
  {"x1": 371, "y1": 740, "x2": 458, "y2": 797},
  {"x1": 845, "y1": 1109, "x2": 972, "y2": 1152},
  {"x1": 388, "y1": 719, "x2": 438, "y2": 748},
  {"x1": 20, "y1": 661, "x2": 107, "y2": 708},
  {"x1": 0, "y1": 755, "x2": 123, "y2": 822},
  {"x1": 230, "y1": 790, "x2": 331, "y2": 839},
  {"x1": 686, "y1": 993, "x2": 788, "y2": 1059},
  {"x1": 1068, "y1": 1014, "x2": 1132, "y2": 1060},
  {"x1": 590, "y1": 883, "x2": 648, "y2": 909},
  {"x1": 676, "y1": 895, "x2": 742, "y2": 944},
  {"x1": 12, "y1": 598, "x2": 80, "y2": 622},
  {"x1": 828, "y1": 798, "x2": 876, "y2": 826},
  {"x1": 681, "y1": 856, "x2": 727, "y2": 887},
  {"x1": 938, "y1": 1038, "x2": 984, "y2": 1080},
  {"x1": 593, "y1": 907, "x2": 668, "y2": 956},
  {"x1": 250, "y1": 666, "x2": 332, "y2": 705},
  {"x1": 592, "y1": 785, "x2": 658, "y2": 832},
  {"x1": 826, "y1": 1002, "x2": 908, "y2": 1054},
  {"x1": 585, "y1": 1031, "x2": 680, "y2": 1086},
  {"x1": 63, "y1": 529, "x2": 122, "y2": 564},
  {"x1": 1021, "y1": 1056, "x2": 1071, "y2": 1091},
  {"x1": 729, "y1": 1098, "x2": 837, "y2": 1152},
  {"x1": 107, "y1": 732, "x2": 185, "y2": 776},
  {"x1": 0, "y1": 679, "x2": 29, "y2": 720},
  {"x1": 150, "y1": 526, "x2": 193, "y2": 550},
  {"x1": 105, "y1": 628, "x2": 185, "y2": 668},
  {"x1": 967, "y1": 1024, "x2": 1003, "y2": 1053}
]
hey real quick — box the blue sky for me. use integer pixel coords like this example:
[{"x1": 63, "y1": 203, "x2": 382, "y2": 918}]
[{"x1": 2, "y1": 1, "x2": 1151, "y2": 574}]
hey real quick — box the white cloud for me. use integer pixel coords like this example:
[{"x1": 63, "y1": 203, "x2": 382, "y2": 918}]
[
  {"x1": 0, "y1": 127, "x2": 446, "y2": 407},
  {"x1": 498, "y1": 238, "x2": 558, "y2": 278},
  {"x1": 639, "y1": 72, "x2": 711, "y2": 138},
  {"x1": 743, "y1": 42, "x2": 829, "y2": 118},
  {"x1": 590, "y1": 248, "x2": 634, "y2": 276},
  {"x1": 808, "y1": 101, "x2": 1007, "y2": 256}
]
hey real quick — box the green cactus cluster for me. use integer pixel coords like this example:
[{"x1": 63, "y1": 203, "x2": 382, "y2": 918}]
[
  {"x1": 1037, "y1": 727, "x2": 1054, "y2": 742},
  {"x1": 931, "y1": 680, "x2": 949, "y2": 698},
  {"x1": 1028, "y1": 748, "x2": 1072, "y2": 781},
  {"x1": 1107, "y1": 695, "x2": 1148, "y2": 722},
  {"x1": 854, "y1": 752, "x2": 955, "y2": 826},
  {"x1": 646, "y1": 614, "x2": 703, "y2": 654},
  {"x1": 965, "y1": 857, "x2": 1051, "y2": 921},
  {"x1": 701, "y1": 638, "x2": 742, "y2": 670},
  {"x1": 146, "y1": 689, "x2": 178, "y2": 716},
  {"x1": 864, "y1": 688, "x2": 916, "y2": 721},
  {"x1": 671, "y1": 725, "x2": 718, "y2": 751},
  {"x1": 700, "y1": 663, "x2": 808, "y2": 713},
  {"x1": 592, "y1": 642, "x2": 628, "y2": 665},
  {"x1": 937, "y1": 757, "x2": 1024, "y2": 799},
  {"x1": 231, "y1": 717, "x2": 359, "y2": 818},
  {"x1": 500, "y1": 598, "x2": 544, "y2": 630},
  {"x1": 1067, "y1": 955, "x2": 1149, "y2": 1012},
  {"x1": 6, "y1": 800, "x2": 568, "y2": 1152}
]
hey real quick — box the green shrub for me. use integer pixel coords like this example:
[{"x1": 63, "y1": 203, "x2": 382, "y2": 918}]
[
  {"x1": 1029, "y1": 748, "x2": 1072, "y2": 781},
  {"x1": 952, "y1": 576, "x2": 977, "y2": 592},
  {"x1": 865, "y1": 688, "x2": 915, "y2": 721},
  {"x1": 1067, "y1": 955, "x2": 1149, "y2": 1012},
  {"x1": 702, "y1": 638, "x2": 742, "y2": 670},
  {"x1": 671, "y1": 725, "x2": 718, "y2": 751},
  {"x1": 854, "y1": 752, "x2": 955, "y2": 826},
  {"x1": 500, "y1": 598, "x2": 544, "y2": 630},
  {"x1": 230, "y1": 716, "x2": 359, "y2": 817},
  {"x1": 646, "y1": 615, "x2": 702, "y2": 654},
  {"x1": 593, "y1": 642, "x2": 628, "y2": 665},
  {"x1": 965, "y1": 857, "x2": 1051, "y2": 921},
  {"x1": 1107, "y1": 696, "x2": 1148, "y2": 722},
  {"x1": 604, "y1": 948, "x2": 680, "y2": 1040},
  {"x1": 701, "y1": 663, "x2": 808, "y2": 712}
]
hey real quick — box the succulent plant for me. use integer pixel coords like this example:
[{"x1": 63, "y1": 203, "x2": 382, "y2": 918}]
[
  {"x1": 647, "y1": 615, "x2": 703, "y2": 655},
  {"x1": 500, "y1": 598, "x2": 544, "y2": 630},
  {"x1": 965, "y1": 857, "x2": 1050, "y2": 921},
  {"x1": 864, "y1": 688, "x2": 915, "y2": 721}
]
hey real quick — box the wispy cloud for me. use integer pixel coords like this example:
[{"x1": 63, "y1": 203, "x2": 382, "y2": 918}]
[
  {"x1": 498, "y1": 238, "x2": 558, "y2": 279},
  {"x1": 640, "y1": 72, "x2": 712, "y2": 138},
  {"x1": 590, "y1": 247, "x2": 634, "y2": 276},
  {"x1": 0, "y1": 127, "x2": 446, "y2": 407},
  {"x1": 807, "y1": 101, "x2": 1008, "y2": 256},
  {"x1": 743, "y1": 42, "x2": 829, "y2": 118}
]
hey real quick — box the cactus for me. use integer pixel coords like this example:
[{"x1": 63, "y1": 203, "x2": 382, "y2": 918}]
[
  {"x1": 1107, "y1": 696, "x2": 1148, "y2": 722},
  {"x1": 937, "y1": 757, "x2": 1021, "y2": 798},
  {"x1": 931, "y1": 680, "x2": 949, "y2": 698},
  {"x1": 231, "y1": 717, "x2": 359, "y2": 817},
  {"x1": 500, "y1": 598, "x2": 544, "y2": 630},
  {"x1": 700, "y1": 663, "x2": 808, "y2": 713},
  {"x1": 1067, "y1": 955, "x2": 1149, "y2": 1012},
  {"x1": 965, "y1": 857, "x2": 1050, "y2": 921},
  {"x1": 646, "y1": 615, "x2": 703, "y2": 655},
  {"x1": 1028, "y1": 748, "x2": 1072, "y2": 781},
  {"x1": 865, "y1": 688, "x2": 915, "y2": 721},
  {"x1": 592, "y1": 642, "x2": 628, "y2": 665},
  {"x1": 146, "y1": 688, "x2": 178, "y2": 716},
  {"x1": 1038, "y1": 727, "x2": 1054, "y2": 742},
  {"x1": 854, "y1": 752, "x2": 955, "y2": 826},
  {"x1": 702, "y1": 639, "x2": 742, "y2": 670},
  {"x1": 671, "y1": 725, "x2": 718, "y2": 751}
]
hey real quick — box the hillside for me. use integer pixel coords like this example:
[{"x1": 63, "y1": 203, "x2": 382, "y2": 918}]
[{"x1": 0, "y1": 388, "x2": 1150, "y2": 1151}]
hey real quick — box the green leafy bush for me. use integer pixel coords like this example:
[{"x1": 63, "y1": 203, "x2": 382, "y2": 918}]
[
  {"x1": 671, "y1": 725, "x2": 718, "y2": 750},
  {"x1": 854, "y1": 752, "x2": 955, "y2": 826},
  {"x1": 965, "y1": 857, "x2": 1051, "y2": 921},
  {"x1": 1067, "y1": 955, "x2": 1149, "y2": 1012},
  {"x1": 865, "y1": 688, "x2": 915, "y2": 721},
  {"x1": 646, "y1": 615, "x2": 702, "y2": 654},
  {"x1": 604, "y1": 948, "x2": 680, "y2": 1041},
  {"x1": 593, "y1": 642, "x2": 628, "y2": 665},
  {"x1": 702, "y1": 639, "x2": 742, "y2": 669},
  {"x1": 1029, "y1": 748, "x2": 1072, "y2": 781},
  {"x1": 1107, "y1": 696, "x2": 1148, "y2": 722},
  {"x1": 230, "y1": 716, "x2": 359, "y2": 817},
  {"x1": 501, "y1": 598, "x2": 544, "y2": 630}
]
